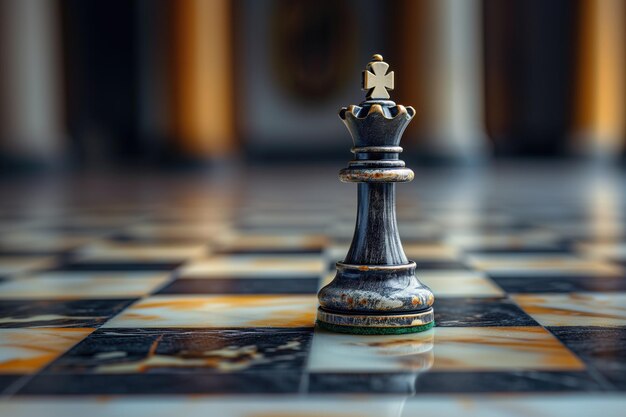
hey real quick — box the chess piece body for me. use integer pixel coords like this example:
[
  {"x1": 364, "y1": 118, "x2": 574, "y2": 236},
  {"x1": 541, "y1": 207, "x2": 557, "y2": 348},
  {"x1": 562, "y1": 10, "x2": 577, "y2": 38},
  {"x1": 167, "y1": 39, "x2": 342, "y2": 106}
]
[{"x1": 317, "y1": 55, "x2": 435, "y2": 334}]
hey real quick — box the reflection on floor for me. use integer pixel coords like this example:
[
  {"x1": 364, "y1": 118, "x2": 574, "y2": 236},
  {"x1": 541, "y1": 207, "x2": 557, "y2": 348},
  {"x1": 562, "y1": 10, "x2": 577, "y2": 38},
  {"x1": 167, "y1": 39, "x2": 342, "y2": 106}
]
[{"x1": 0, "y1": 163, "x2": 624, "y2": 415}]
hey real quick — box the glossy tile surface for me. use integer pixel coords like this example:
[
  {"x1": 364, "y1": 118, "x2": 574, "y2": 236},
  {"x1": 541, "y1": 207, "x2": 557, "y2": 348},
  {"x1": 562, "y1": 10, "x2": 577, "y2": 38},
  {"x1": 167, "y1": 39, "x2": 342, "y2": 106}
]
[
  {"x1": 0, "y1": 273, "x2": 170, "y2": 299},
  {"x1": 0, "y1": 257, "x2": 55, "y2": 276},
  {"x1": 0, "y1": 165, "x2": 625, "y2": 412},
  {"x1": 46, "y1": 328, "x2": 313, "y2": 374},
  {"x1": 308, "y1": 327, "x2": 582, "y2": 372},
  {"x1": 0, "y1": 300, "x2": 134, "y2": 328},
  {"x1": 513, "y1": 293, "x2": 626, "y2": 326},
  {"x1": 0, "y1": 328, "x2": 93, "y2": 373},
  {"x1": 467, "y1": 255, "x2": 623, "y2": 276},
  {"x1": 0, "y1": 395, "x2": 625, "y2": 417},
  {"x1": 103, "y1": 295, "x2": 318, "y2": 328},
  {"x1": 180, "y1": 255, "x2": 325, "y2": 278}
]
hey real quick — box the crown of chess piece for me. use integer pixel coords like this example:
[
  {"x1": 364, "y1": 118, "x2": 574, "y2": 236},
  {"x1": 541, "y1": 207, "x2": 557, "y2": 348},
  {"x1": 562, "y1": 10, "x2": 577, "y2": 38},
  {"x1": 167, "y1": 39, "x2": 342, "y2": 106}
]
[{"x1": 317, "y1": 54, "x2": 435, "y2": 334}]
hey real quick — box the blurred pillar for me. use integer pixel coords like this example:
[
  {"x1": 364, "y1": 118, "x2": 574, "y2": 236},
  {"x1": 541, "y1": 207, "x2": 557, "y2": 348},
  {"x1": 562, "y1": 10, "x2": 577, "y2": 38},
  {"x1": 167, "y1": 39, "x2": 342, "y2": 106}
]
[
  {"x1": 172, "y1": 0, "x2": 236, "y2": 159},
  {"x1": 136, "y1": 0, "x2": 174, "y2": 160},
  {"x1": 395, "y1": 0, "x2": 488, "y2": 162},
  {"x1": 483, "y1": 0, "x2": 577, "y2": 157},
  {"x1": 572, "y1": 0, "x2": 626, "y2": 160},
  {"x1": 0, "y1": 0, "x2": 65, "y2": 164},
  {"x1": 61, "y1": 1, "x2": 140, "y2": 167}
]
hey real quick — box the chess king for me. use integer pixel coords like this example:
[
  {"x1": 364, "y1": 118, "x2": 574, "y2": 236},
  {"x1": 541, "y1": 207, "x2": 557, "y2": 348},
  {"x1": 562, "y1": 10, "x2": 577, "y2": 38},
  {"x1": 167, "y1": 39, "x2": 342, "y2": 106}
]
[{"x1": 317, "y1": 54, "x2": 435, "y2": 334}]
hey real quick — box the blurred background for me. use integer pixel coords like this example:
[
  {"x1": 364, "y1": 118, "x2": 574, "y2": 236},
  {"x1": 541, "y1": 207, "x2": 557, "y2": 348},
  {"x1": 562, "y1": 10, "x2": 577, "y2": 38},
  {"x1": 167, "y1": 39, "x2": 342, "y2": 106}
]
[{"x1": 0, "y1": 0, "x2": 625, "y2": 173}]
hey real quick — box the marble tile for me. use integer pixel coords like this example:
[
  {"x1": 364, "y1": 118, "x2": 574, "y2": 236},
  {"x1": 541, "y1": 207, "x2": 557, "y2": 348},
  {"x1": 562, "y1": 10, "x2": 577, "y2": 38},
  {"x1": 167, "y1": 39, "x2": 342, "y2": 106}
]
[
  {"x1": 180, "y1": 255, "x2": 325, "y2": 278},
  {"x1": 0, "y1": 300, "x2": 134, "y2": 328},
  {"x1": 419, "y1": 271, "x2": 505, "y2": 297},
  {"x1": 0, "y1": 231, "x2": 94, "y2": 254},
  {"x1": 430, "y1": 212, "x2": 516, "y2": 227},
  {"x1": 308, "y1": 330, "x2": 435, "y2": 373},
  {"x1": 2, "y1": 395, "x2": 626, "y2": 417},
  {"x1": 577, "y1": 242, "x2": 626, "y2": 262},
  {"x1": 237, "y1": 213, "x2": 333, "y2": 228},
  {"x1": 404, "y1": 246, "x2": 461, "y2": 263},
  {"x1": 549, "y1": 327, "x2": 626, "y2": 374},
  {"x1": 46, "y1": 328, "x2": 312, "y2": 374},
  {"x1": 434, "y1": 298, "x2": 538, "y2": 327},
  {"x1": 0, "y1": 374, "x2": 22, "y2": 393},
  {"x1": 308, "y1": 372, "x2": 427, "y2": 394},
  {"x1": 308, "y1": 327, "x2": 583, "y2": 373},
  {"x1": 513, "y1": 293, "x2": 626, "y2": 327},
  {"x1": 37, "y1": 216, "x2": 139, "y2": 229},
  {"x1": 600, "y1": 370, "x2": 626, "y2": 390},
  {"x1": 103, "y1": 295, "x2": 318, "y2": 328},
  {"x1": 123, "y1": 223, "x2": 231, "y2": 241},
  {"x1": 445, "y1": 230, "x2": 561, "y2": 250},
  {"x1": 310, "y1": 371, "x2": 603, "y2": 394},
  {"x1": 467, "y1": 255, "x2": 623, "y2": 276},
  {"x1": 547, "y1": 221, "x2": 625, "y2": 240},
  {"x1": 0, "y1": 328, "x2": 92, "y2": 374},
  {"x1": 412, "y1": 371, "x2": 604, "y2": 393},
  {"x1": 57, "y1": 261, "x2": 183, "y2": 272},
  {"x1": 0, "y1": 256, "x2": 55, "y2": 277},
  {"x1": 214, "y1": 234, "x2": 327, "y2": 254},
  {"x1": 492, "y1": 276, "x2": 626, "y2": 293},
  {"x1": 18, "y1": 372, "x2": 305, "y2": 395},
  {"x1": 0, "y1": 273, "x2": 169, "y2": 300},
  {"x1": 157, "y1": 277, "x2": 319, "y2": 295},
  {"x1": 73, "y1": 242, "x2": 207, "y2": 262}
]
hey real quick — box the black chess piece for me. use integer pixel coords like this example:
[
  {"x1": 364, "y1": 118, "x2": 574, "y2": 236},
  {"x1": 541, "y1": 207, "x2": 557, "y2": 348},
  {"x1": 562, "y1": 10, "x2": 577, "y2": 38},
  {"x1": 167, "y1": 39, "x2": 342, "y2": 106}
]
[{"x1": 317, "y1": 54, "x2": 435, "y2": 334}]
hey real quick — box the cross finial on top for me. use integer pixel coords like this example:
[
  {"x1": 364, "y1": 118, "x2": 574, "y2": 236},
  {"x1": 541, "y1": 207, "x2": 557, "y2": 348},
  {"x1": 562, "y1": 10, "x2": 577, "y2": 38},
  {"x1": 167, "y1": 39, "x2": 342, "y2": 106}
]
[{"x1": 362, "y1": 54, "x2": 394, "y2": 100}]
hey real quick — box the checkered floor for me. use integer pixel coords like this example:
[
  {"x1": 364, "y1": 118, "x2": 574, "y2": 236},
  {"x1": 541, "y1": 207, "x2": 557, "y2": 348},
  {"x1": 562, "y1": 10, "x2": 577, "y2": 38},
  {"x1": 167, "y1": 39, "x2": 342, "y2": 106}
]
[{"x1": 0, "y1": 165, "x2": 624, "y2": 415}]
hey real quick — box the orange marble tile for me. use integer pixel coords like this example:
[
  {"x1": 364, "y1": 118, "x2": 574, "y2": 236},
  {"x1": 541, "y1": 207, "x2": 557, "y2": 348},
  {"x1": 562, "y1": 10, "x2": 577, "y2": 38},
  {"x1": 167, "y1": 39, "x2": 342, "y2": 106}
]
[
  {"x1": 513, "y1": 293, "x2": 626, "y2": 326},
  {"x1": 308, "y1": 327, "x2": 583, "y2": 372},
  {"x1": 103, "y1": 295, "x2": 318, "y2": 328},
  {"x1": 0, "y1": 328, "x2": 93, "y2": 374}
]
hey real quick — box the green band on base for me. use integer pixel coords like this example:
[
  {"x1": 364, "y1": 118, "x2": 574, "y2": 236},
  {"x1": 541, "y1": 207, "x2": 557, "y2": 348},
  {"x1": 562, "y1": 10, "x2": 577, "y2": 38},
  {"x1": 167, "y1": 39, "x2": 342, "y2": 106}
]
[{"x1": 316, "y1": 320, "x2": 434, "y2": 335}]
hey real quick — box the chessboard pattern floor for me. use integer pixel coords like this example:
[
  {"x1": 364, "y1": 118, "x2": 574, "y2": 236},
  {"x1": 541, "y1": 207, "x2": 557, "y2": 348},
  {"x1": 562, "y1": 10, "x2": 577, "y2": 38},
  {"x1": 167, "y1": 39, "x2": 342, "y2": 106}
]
[{"x1": 0, "y1": 165, "x2": 624, "y2": 415}]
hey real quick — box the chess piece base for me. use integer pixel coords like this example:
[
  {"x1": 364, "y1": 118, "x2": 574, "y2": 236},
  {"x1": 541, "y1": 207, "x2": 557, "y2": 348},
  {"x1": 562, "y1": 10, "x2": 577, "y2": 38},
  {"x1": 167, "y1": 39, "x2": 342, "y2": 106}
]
[{"x1": 316, "y1": 307, "x2": 435, "y2": 335}]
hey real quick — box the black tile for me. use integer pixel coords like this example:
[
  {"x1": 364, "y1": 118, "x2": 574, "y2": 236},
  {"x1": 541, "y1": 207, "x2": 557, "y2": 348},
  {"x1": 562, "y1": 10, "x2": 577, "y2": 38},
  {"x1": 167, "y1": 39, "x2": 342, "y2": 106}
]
[
  {"x1": 549, "y1": 327, "x2": 626, "y2": 390},
  {"x1": 0, "y1": 249, "x2": 64, "y2": 256},
  {"x1": 0, "y1": 375, "x2": 23, "y2": 394},
  {"x1": 490, "y1": 276, "x2": 626, "y2": 293},
  {"x1": 434, "y1": 297, "x2": 538, "y2": 327},
  {"x1": 0, "y1": 299, "x2": 135, "y2": 328},
  {"x1": 308, "y1": 371, "x2": 604, "y2": 393},
  {"x1": 414, "y1": 371, "x2": 606, "y2": 393},
  {"x1": 45, "y1": 328, "x2": 313, "y2": 374},
  {"x1": 308, "y1": 373, "x2": 418, "y2": 394},
  {"x1": 157, "y1": 278, "x2": 319, "y2": 295},
  {"x1": 17, "y1": 372, "x2": 303, "y2": 395},
  {"x1": 600, "y1": 370, "x2": 626, "y2": 390}
]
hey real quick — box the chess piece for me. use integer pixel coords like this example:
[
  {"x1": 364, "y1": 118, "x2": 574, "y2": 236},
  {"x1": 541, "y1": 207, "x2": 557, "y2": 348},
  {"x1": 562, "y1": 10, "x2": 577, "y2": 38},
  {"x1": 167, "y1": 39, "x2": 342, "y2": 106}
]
[{"x1": 317, "y1": 54, "x2": 435, "y2": 334}]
